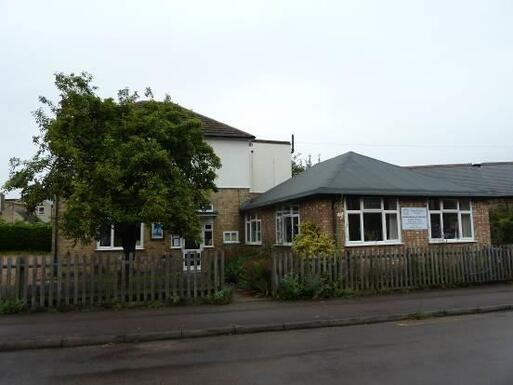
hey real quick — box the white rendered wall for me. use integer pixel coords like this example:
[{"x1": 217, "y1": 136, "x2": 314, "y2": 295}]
[
  {"x1": 250, "y1": 141, "x2": 291, "y2": 193},
  {"x1": 206, "y1": 138, "x2": 251, "y2": 188}
]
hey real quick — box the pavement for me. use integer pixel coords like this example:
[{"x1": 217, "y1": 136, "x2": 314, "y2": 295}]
[
  {"x1": 2, "y1": 310, "x2": 513, "y2": 385},
  {"x1": 1, "y1": 284, "x2": 513, "y2": 351}
]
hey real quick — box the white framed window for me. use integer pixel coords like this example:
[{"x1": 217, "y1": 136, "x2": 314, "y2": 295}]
[
  {"x1": 96, "y1": 224, "x2": 145, "y2": 250},
  {"x1": 428, "y1": 198, "x2": 474, "y2": 242},
  {"x1": 202, "y1": 221, "x2": 214, "y2": 247},
  {"x1": 36, "y1": 206, "x2": 45, "y2": 215},
  {"x1": 170, "y1": 220, "x2": 214, "y2": 249},
  {"x1": 245, "y1": 213, "x2": 262, "y2": 245},
  {"x1": 345, "y1": 197, "x2": 401, "y2": 246},
  {"x1": 199, "y1": 202, "x2": 214, "y2": 212},
  {"x1": 223, "y1": 231, "x2": 239, "y2": 244},
  {"x1": 170, "y1": 234, "x2": 183, "y2": 249},
  {"x1": 275, "y1": 205, "x2": 300, "y2": 245}
]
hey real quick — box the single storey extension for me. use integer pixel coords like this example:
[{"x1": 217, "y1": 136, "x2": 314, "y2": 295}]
[{"x1": 240, "y1": 151, "x2": 512, "y2": 251}]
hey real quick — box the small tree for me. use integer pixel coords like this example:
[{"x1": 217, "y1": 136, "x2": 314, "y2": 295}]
[
  {"x1": 490, "y1": 204, "x2": 513, "y2": 245},
  {"x1": 292, "y1": 222, "x2": 336, "y2": 258},
  {"x1": 4, "y1": 72, "x2": 221, "y2": 259}
]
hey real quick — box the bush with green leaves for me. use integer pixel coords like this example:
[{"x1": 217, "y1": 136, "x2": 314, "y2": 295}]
[
  {"x1": 277, "y1": 273, "x2": 345, "y2": 300},
  {"x1": 0, "y1": 223, "x2": 52, "y2": 251},
  {"x1": 239, "y1": 256, "x2": 273, "y2": 296},
  {"x1": 490, "y1": 205, "x2": 513, "y2": 245},
  {"x1": 225, "y1": 255, "x2": 251, "y2": 284},
  {"x1": 203, "y1": 287, "x2": 233, "y2": 305},
  {"x1": 0, "y1": 299, "x2": 26, "y2": 315},
  {"x1": 292, "y1": 222, "x2": 336, "y2": 258}
]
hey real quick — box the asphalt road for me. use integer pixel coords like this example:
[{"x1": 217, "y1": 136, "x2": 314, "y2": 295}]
[{"x1": 2, "y1": 311, "x2": 513, "y2": 385}]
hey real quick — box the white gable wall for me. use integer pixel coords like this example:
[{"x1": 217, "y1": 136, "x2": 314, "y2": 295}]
[
  {"x1": 206, "y1": 138, "x2": 251, "y2": 188},
  {"x1": 250, "y1": 141, "x2": 292, "y2": 193}
]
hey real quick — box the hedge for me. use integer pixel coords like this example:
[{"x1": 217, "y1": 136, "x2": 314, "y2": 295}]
[{"x1": 0, "y1": 223, "x2": 52, "y2": 252}]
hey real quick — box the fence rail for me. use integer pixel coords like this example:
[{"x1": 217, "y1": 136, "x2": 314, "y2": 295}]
[
  {"x1": 272, "y1": 245, "x2": 513, "y2": 295},
  {"x1": 0, "y1": 251, "x2": 224, "y2": 308}
]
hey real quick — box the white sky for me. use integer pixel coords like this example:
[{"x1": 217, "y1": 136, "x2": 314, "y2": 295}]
[{"x1": 2, "y1": 0, "x2": 513, "y2": 198}]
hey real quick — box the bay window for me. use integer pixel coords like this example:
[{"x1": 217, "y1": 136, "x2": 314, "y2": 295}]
[
  {"x1": 428, "y1": 199, "x2": 473, "y2": 241},
  {"x1": 276, "y1": 205, "x2": 300, "y2": 245},
  {"x1": 245, "y1": 213, "x2": 262, "y2": 245},
  {"x1": 345, "y1": 197, "x2": 400, "y2": 245}
]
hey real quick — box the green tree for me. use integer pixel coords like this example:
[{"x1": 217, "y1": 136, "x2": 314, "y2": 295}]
[
  {"x1": 292, "y1": 221, "x2": 336, "y2": 257},
  {"x1": 291, "y1": 153, "x2": 321, "y2": 176},
  {"x1": 4, "y1": 72, "x2": 221, "y2": 259},
  {"x1": 490, "y1": 204, "x2": 513, "y2": 245}
]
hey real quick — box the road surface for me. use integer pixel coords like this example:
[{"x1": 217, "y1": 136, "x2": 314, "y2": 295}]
[{"x1": 2, "y1": 311, "x2": 513, "y2": 385}]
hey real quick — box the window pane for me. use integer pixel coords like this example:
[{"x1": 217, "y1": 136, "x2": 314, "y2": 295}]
[
  {"x1": 428, "y1": 199, "x2": 440, "y2": 211},
  {"x1": 363, "y1": 197, "x2": 381, "y2": 209},
  {"x1": 385, "y1": 213, "x2": 399, "y2": 240},
  {"x1": 113, "y1": 225, "x2": 123, "y2": 247},
  {"x1": 383, "y1": 198, "x2": 397, "y2": 211},
  {"x1": 348, "y1": 214, "x2": 361, "y2": 241},
  {"x1": 443, "y1": 213, "x2": 458, "y2": 239},
  {"x1": 443, "y1": 199, "x2": 457, "y2": 210},
  {"x1": 461, "y1": 214, "x2": 472, "y2": 238},
  {"x1": 363, "y1": 213, "x2": 383, "y2": 241},
  {"x1": 285, "y1": 217, "x2": 293, "y2": 243},
  {"x1": 430, "y1": 214, "x2": 442, "y2": 239},
  {"x1": 293, "y1": 216, "x2": 299, "y2": 240},
  {"x1": 459, "y1": 199, "x2": 471, "y2": 211},
  {"x1": 256, "y1": 221, "x2": 261, "y2": 242},
  {"x1": 135, "y1": 224, "x2": 142, "y2": 246},
  {"x1": 251, "y1": 221, "x2": 257, "y2": 242},
  {"x1": 98, "y1": 225, "x2": 112, "y2": 247},
  {"x1": 346, "y1": 197, "x2": 360, "y2": 210},
  {"x1": 246, "y1": 221, "x2": 250, "y2": 242}
]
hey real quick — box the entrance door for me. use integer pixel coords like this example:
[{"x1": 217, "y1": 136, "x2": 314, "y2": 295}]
[{"x1": 183, "y1": 239, "x2": 202, "y2": 272}]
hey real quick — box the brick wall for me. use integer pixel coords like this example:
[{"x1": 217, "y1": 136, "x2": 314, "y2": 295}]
[
  {"x1": 55, "y1": 188, "x2": 253, "y2": 257},
  {"x1": 250, "y1": 196, "x2": 492, "y2": 253}
]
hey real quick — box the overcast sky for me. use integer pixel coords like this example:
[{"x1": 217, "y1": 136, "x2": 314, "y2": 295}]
[{"x1": 2, "y1": 0, "x2": 513, "y2": 197}]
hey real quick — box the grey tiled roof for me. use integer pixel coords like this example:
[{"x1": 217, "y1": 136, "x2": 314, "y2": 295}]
[
  {"x1": 408, "y1": 162, "x2": 513, "y2": 197},
  {"x1": 242, "y1": 152, "x2": 493, "y2": 210}
]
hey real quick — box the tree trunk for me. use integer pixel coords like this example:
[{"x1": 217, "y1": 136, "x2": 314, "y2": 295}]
[{"x1": 119, "y1": 223, "x2": 139, "y2": 261}]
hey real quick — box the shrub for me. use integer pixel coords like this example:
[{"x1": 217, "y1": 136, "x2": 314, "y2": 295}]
[
  {"x1": 203, "y1": 287, "x2": 233, "y2": 305},
  {"x1": 225, "y1": 255, "x2": 250, "y2": 284},
  {"x1": 0, "y1": 223, "x2": 52, "y2": 251},
  {"x1": 490, "y1": 205, "x2": 513, "y2": 245},
  {"x1": 292, "y1": 222, "x2": 336, "y2": 258},
  {"x1": 0, "y1": 299, "x2": 26, "y2": 315},
  {"x1": 277, "y1": 273, "x2": 345, "y2": 300},
  {"x1": 277, "y1": 274, "x2": 303, "y2": 300},
  {"x1": 239, "y1": 256, "x2": 272, "y2": 295}
]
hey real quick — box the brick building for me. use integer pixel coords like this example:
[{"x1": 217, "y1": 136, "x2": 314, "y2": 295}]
[
  {"x1": 54, "y1": 113, "x2": 291, "y2": 258},
  {"x1": 241, "y1": 152, "x2": 512, "y2": 251}
]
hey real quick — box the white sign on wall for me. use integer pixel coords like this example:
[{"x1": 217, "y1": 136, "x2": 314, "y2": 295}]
[{"x1": 401, "y1": 207, "x2": 428, "y2": 230}]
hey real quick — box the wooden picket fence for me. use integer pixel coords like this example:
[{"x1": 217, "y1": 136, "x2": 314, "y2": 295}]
[
  {"x1": 0, "y1": 251, "x2": 224, "y2": 308},
  {"x1": 272, "y1": 245, "x2": 513, "y2": 296}
]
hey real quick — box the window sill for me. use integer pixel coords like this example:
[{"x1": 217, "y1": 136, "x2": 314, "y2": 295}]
[
  {"x1": 429, "y1": 239, "x2": 476, "y2": 244},
  {"x1": 245, "y1": 242, "x2": 263, "y2": 246},
  {"x1": 274, "y1": 243, "x2": 293, "y2": 247},
  {"x1": 170, "y1": 246, "x2": 183, "y2": 250},
  {"x1": 95, "y1": 247, "x2": 145, "y2": 251},
  {"x1": 345, "y1": 241, "x2": 403, "y2": 248}
]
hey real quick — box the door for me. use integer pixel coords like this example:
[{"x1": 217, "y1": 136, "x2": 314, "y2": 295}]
[{"x1": 183, "y1": 239, "x2": 202, "y2": 272}]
